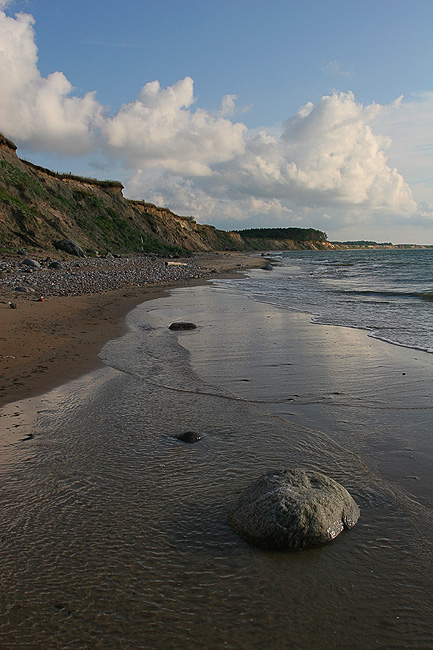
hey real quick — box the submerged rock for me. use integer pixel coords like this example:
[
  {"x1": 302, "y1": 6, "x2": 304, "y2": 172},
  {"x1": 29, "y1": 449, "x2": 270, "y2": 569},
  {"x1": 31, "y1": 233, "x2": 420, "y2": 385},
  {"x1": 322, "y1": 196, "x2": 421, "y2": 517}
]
[
  {"x1": 169, "y1": 322, "x2": 197, "y2": 330},
  {"x1": 176, "y1": 431, "x2": 204, "y2": 443},
  {"x1": 227, "y1": 468, "x2": 359, "y2": 550}
]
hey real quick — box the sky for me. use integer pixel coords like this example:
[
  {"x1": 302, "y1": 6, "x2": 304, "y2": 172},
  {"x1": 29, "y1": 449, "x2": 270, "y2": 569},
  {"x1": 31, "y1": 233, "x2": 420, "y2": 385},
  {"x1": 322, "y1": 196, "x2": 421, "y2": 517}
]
[{"x1": 0, "y1": 0, "x2": 432, "y2": 244}]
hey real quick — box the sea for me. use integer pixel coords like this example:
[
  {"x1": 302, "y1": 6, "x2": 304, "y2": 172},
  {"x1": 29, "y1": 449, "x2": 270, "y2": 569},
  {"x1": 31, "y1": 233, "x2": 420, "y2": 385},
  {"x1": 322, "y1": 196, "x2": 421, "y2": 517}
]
[
  {"x1": 0, "y1": 248, "x2": 432, "y2": 649},
  {"x1": 221, "y1": 248, "x2": 433, "y2": 354}
]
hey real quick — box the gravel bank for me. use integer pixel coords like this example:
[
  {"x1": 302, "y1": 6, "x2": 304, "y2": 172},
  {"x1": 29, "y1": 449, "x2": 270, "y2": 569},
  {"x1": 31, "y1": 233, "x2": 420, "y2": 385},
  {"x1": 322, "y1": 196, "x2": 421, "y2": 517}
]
[{"x1": 0, "y1": 255, "x2": 209, "y2": 299}]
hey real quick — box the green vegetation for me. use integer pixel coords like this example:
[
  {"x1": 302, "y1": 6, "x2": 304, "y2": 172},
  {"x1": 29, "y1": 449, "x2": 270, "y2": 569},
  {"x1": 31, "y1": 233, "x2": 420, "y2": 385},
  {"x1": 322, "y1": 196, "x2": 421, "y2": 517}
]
[
  {"x1": 23, "y1": 160, "x2": 124, "y2": 189},
  {"x1": 0, "y1": 184, "x2": 41, "y2": 226},
  {"x1": 0, "y1": 160, "x2": 46, "y2": 198},
  {"x1": 332, "y1": 240, "x2": 393, "y2": 247},
  {"x1": 236, "y1": 227, "x2": 327, "y2": 242}
]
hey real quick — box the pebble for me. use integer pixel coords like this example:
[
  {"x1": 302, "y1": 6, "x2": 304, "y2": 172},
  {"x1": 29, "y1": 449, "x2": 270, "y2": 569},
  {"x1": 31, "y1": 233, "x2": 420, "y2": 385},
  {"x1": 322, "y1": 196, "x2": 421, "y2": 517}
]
[{"x1": 0, "y1": 255, "x2": 209, "y2": 299}]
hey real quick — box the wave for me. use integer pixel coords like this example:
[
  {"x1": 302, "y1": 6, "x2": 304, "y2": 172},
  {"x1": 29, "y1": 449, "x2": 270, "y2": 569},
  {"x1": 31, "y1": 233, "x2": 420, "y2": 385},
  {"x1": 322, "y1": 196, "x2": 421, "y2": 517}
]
[{"x1": 340, "y1": 289, "x2": 433, "y2": 301}]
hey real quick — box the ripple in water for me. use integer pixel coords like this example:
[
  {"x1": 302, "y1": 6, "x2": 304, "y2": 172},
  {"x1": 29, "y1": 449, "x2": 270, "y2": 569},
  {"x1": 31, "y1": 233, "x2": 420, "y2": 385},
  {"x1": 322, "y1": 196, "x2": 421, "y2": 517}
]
[{"x1": 0, "y1": 285, "x2": 432, "y2": 649}]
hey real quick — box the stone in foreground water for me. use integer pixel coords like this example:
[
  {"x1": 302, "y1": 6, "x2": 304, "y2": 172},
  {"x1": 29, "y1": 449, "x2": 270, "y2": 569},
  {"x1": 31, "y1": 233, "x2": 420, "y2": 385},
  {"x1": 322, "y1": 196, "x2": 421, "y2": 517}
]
[
  {"x1": 228, "y1": 468, "x2": 360, "y2": 550},
  {"x1": 176, "y1": 431, "x2": 204, "y2": 443}
]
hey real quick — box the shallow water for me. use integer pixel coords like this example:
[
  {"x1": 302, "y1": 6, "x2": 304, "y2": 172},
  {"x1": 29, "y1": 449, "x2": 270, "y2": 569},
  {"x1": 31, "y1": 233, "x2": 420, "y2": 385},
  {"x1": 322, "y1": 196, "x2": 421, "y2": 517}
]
[
  {"x1": 223, "y1": 249, "x2": 433, "y2": 353},
  {"x1": 0, "y1": 283, "x2": 432, "y2": 649}
]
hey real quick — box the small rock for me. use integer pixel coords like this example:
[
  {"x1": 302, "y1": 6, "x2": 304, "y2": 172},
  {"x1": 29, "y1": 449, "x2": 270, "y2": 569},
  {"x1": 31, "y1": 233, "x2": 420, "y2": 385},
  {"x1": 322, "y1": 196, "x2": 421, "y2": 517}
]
[
  {"x1": 262, "y1": 263, "x2": 274, "y2": 271},
  {"x1": 48, "y1": 261, "x2": 63, "y2": 270},
  {"x1": 14, "y1": 286, "x2": 36, "y2": 293},
  {"x1": 169, "y1": 322, "x2": 197, "y2": 330},
  {"x1": 228, "y1": 468, "x2": 360, "y2": 550},
  {"x1": 9, "y1": 302, "x2": 18, "y2": 309},
  {"x1": 176, "y1": 431, "x2": 204, "y2": 443}
]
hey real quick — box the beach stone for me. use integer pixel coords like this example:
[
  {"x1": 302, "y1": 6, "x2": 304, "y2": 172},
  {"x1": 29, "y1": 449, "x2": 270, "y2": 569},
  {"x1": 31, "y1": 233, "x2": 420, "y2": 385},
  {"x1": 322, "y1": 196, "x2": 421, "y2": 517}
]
[
  {"x1": 176, "y1": 431, "x2": 204, "y2": 443},
  {"x1": 262, "y1": 263, "x2": 274, "y2": 271},
  {"x1": 48, "y1": 261, "x2": 63, "y2": 270},
  {"x1": 227, "y1": 468, "x2": 360, "y2": 550},
  {"x1": 14, "y1": 285, "x2": 36, "y2": 293},
  {"x1": 54, "y1": 238, "x2": 85, "y2": 257},
  {"x1": 21, "y1": 258, "x2": 41, "y2": 269},
  {"x1": 169, "y1": 322, "x2": 197, "y2": 330}
]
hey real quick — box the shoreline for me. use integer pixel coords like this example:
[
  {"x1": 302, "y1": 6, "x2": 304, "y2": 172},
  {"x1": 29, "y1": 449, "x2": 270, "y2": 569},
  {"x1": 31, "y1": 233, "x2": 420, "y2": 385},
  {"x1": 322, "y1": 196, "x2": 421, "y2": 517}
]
[
  {"x1": 0, "y1": 251, "x2": 264, "y2": 407},
  {"x1": 1, "y1": 253, "x2": 432, "y2": 648}
]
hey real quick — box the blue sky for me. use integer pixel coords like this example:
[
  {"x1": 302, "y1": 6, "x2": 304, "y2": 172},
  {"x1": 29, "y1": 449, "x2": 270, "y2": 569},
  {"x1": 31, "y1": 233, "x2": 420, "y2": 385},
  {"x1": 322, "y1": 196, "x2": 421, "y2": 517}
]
[{"x1": 1, "y1": 0, "x2": 432, "y2": 243}]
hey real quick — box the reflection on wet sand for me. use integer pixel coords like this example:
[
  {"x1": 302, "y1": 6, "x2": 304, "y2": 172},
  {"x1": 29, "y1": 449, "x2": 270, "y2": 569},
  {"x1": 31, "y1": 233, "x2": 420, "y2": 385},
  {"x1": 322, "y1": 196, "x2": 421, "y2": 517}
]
[{"x1": 0, "y1": 284, "x2": 432, "y2": 649}]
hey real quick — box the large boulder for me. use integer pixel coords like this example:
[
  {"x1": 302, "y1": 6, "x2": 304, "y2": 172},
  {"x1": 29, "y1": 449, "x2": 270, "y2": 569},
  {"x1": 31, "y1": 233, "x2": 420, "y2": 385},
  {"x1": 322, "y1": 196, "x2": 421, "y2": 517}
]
[
  {"x1": 54, "y1": 239, "x2": 85, "y2": 257},
  {"x1": 227, "y1": 468, "x2": 359, "y2": 550}
]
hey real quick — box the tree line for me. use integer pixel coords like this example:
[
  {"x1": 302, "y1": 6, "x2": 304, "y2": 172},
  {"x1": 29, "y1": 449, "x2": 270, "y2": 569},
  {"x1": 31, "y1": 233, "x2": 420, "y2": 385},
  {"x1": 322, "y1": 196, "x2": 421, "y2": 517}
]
[{"x1": 235, "y1": 227, "x2": 327, "y2": 242}]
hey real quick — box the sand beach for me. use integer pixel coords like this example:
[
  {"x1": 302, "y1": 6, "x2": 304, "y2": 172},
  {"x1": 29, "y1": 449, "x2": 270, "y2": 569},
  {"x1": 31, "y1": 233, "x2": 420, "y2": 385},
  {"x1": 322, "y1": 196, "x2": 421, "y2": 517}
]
[
  {"x1": 1, "y1": 251, "x2": 432, "y2": 649},
  {"x1": 0, "y1": 251, "x2": 263, "y2": 406}
]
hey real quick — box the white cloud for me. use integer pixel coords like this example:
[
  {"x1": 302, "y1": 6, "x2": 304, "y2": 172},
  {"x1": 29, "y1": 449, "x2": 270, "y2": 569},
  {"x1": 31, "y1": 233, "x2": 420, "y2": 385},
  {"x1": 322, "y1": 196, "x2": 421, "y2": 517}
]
[
  {"x1": 125, "y1": 168, "x2": 295, "y2": 225},
  {"x1": 322, "y1": 60, "x2": 354, "y2": 77},
  {"x1": 0, "y1": 5, "x2": 431, "y2": 240},
  {"x1": 0, "y1": 7, "x2": 104, "y2": 153},
  {"x1": 144, "y1": 92, "x2": 431, "y2": 235},
  {"x1": 187, "y1": 92, "x2": 417, "y2": 221},
  {"x1": 373, "y1": 92, "x2": 433, "y2": 185},
  {"x1": 101, "y1": 77, "x2": 247, "y2": 176},
  {"x1": 219, "y1": 94, "x2": 237, "y2": 117}
]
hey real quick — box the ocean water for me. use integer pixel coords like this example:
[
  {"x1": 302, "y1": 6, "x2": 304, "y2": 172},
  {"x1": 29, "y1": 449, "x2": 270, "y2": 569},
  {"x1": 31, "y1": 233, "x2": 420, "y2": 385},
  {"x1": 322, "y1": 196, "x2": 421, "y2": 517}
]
[
  {"x1": 1, "y1": 257, "x2": 433, "y2": 649},
  {"x1": 221, "y1": 248, "x2": 433, "y2": 353}
]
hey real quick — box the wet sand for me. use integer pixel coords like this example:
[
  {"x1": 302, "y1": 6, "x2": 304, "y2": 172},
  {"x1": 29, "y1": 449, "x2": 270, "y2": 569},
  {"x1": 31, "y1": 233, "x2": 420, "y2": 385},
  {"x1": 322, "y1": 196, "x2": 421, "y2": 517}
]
[
  {"x1": 0, "y1": 279, "x2": 432, "y2": 649},
  {"x1": 0, "y1": 251, "x2": 263, "y2": 407}
]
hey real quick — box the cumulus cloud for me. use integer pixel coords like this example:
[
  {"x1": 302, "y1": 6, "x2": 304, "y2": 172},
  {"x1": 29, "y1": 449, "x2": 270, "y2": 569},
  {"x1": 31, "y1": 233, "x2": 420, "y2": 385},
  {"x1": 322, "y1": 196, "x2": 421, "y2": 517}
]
[
  {"x1": 125, "y1": 168, "x2": 295, "y2": 226},
  {"x1": 373, "y1": 92, "x2": 433, "y2": 184},
  {"x1": 0, "y1": 7, "x2": 104, "y2": 153},
  {"x1": 101, "y1": 77, "x2": 247, "y2": 175},
  {"x1": 187, "y1": 92, "x2": 417, "y2": 221},
  {"x1": 124, "y1": 91, "x2": 419, "y2": 232},
  {"x1": 0, "y1": 4, "x2": 427, "y2": 236}
]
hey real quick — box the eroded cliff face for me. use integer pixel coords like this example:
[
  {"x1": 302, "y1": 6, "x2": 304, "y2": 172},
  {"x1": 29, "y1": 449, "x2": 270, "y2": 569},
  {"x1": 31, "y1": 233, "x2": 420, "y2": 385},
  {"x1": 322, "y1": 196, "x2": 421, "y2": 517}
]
[
  {"x1": 0, "y1": 136, "x2": 247, "y2": 255},
  {"x1": 0, "y1": 134, "x2": 330, "y2": 255}
]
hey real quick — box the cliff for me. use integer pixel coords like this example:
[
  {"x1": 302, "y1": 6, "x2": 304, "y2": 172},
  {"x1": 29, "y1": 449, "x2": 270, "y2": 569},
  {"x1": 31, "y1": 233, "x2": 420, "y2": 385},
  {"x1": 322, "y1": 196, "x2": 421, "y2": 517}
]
[{"x1": 0, "y1": 134, "x2": 329, "y2": 255}]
